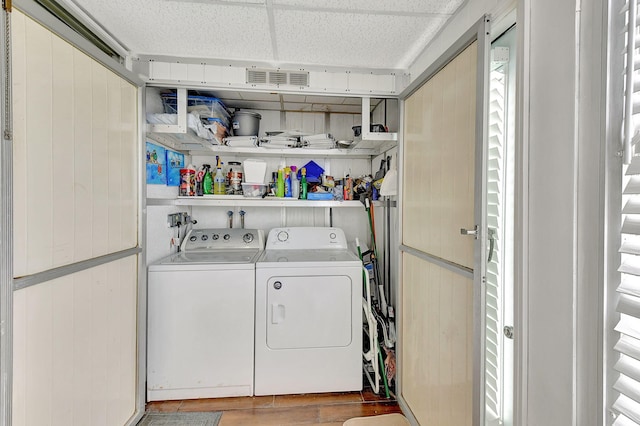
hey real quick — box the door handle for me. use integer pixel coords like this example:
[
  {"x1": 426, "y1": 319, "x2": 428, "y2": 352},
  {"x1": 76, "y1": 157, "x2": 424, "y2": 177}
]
[
  {"x1": 487, "y1": 228, "x2": 496, "y2": 262},
  {"x1": 460, "y1": 225, "x2": 478, "y2": 239},
  {"x1": 271, "y1": 304, "x2": 285, "y2": 324}
]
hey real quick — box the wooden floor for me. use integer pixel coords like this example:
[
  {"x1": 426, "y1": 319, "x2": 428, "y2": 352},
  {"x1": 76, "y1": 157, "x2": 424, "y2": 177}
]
[{"x1": 145, "y1": 387, "x2": 402, "y2": 425}]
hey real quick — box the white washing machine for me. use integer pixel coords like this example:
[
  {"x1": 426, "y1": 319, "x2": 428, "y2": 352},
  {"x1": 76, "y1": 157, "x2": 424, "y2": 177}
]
[
  {"x1": 254, "y1": 227, "x2": 362, "y2": 396},
  {"x1": 147, "y1": 228, "x2": 264, "y2": 401}
]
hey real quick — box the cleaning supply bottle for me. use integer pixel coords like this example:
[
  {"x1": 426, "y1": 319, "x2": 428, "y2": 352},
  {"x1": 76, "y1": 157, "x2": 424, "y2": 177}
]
[
  {"x1": 213, "y1": 156, "x2": 226, "y2": 195},
  {"x1": 300, "y1": 167, "x2": 308, "y2": 199},
  {"x1": 291, "y1": 166, "x2": 300, "y2": 199},
  {"x1": 203, "y1": 164, "x2": 213, "y2": 194},
  {"x1": 284, "y1": 167, "x2": 292, "y2": 198},
  {"x1": 276, "y1": 167, "x2": 285, "y2": 197}
]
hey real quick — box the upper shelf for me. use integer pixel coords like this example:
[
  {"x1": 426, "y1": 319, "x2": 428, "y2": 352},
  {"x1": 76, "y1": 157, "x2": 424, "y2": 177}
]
[{"x1": 146, "y1": 88, "x2": 398, "y2": 157}]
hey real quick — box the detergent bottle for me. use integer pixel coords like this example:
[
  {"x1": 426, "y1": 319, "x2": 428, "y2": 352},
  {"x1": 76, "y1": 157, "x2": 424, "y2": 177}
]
[
  {"x1": 213, "y1": 156, "x2": 226, "y2": 195},
  {"x1": 276, "y1": 167, "x2": 285, "y2": 197},
  {"x1": 284, "y1": 167, "x2": 292, "y2": 198},
  {"x1": 291, "y1": 166, "x2": 300, "y2": 199}
]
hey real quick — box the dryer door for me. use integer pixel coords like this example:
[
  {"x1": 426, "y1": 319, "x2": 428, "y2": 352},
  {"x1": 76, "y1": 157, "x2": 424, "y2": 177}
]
[{"x1": 266, "y1": 274, "x2": 352, "y2": 349}]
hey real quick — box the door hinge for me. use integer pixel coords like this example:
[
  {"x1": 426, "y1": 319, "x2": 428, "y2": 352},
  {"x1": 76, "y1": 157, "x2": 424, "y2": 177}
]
[{"x1": 3, "y1": 0, "x2": 12, "y2": 12}]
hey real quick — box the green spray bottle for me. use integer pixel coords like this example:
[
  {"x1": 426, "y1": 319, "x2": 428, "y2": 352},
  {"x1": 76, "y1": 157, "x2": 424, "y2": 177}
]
[
  {"x1": 203, "y1": 164, "x2": 213, "y2": 194},
  {"x1": 300, "y1": 167, "x2": 308, "y2": 199}
]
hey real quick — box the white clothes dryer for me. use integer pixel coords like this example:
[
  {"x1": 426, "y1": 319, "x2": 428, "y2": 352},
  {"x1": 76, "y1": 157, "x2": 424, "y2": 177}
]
[
  {"x1": 254, "y1": 227, "x2": 362, "y2": 396},
  {"x1": 147, "y1": 228, "x2": 264, "y2": 401}
]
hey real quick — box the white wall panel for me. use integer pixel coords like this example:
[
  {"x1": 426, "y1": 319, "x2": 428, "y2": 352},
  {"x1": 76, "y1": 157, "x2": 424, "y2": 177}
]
[
  {"x1": 13, "y1": 257, "x2": 138, "y2": 426},
  {"x1": 12, "y1": 10, "x2": 138, "y2": 276}
]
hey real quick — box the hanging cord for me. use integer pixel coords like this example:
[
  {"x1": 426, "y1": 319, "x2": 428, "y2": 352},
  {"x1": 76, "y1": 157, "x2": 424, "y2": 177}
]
[{"x1": 3, "y1": 5, "x2": 11, "y2": 142}]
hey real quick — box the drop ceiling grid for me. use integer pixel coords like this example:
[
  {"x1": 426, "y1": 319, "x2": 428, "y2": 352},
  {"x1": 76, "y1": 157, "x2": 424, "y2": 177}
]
[{"x1": 68, "y1": 0, "x2": 467, "y2": 70}]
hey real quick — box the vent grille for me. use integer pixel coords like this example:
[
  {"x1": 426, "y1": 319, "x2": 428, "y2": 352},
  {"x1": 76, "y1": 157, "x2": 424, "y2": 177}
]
[
  {"x1": 289, "y1": 72, "x2": 309, "y2": 87},
  {"x1": 269, "y1": 71, "x2": 288, "y2": 85},
  {"x1": 246, "y1": 69, "x2": 309, "y2": 87},
  {"x1": 247, "y1": 70, "x2": 267, "y2": 84}
]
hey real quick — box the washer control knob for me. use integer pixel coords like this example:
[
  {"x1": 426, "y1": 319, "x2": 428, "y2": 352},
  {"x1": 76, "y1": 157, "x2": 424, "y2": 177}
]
[
  {"x1": 273, "y1": 281, "x2": 282, "y2": 290},
  {"x1": 189, "y1": 236, "x2": 197, "y2": 242},
  {"x1": 277, "y1": 231, "x2": 289, "y2": 242},
  {"x1": 212, "y1": 234, "x2": 219, "y2": 240},
  {"x1": 223, "y1": 234, "x2": 231, "y2": 240},
  {"x1": 329, "y1": 232, "x2": 337, "y2": 239},
  {"x1": 243, "y1": 233, "x2": 254, "y2": 243},
  {"x1": 201, "y1": 234, "x2": 208, "y2": 241}
]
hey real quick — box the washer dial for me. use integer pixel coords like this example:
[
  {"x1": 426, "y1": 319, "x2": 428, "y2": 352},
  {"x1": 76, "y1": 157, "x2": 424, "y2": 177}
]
[{"x1": 277, "y1": 231, "x2": 289, "y2": 242}]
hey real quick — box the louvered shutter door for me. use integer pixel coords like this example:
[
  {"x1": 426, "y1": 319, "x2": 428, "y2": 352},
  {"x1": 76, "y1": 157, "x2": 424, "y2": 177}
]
[
  {"x1": 485, "y1": 68, "x2": 506, "y2": 423},
  {"x1": 614, "y1": 1, "x2": 640, "y2": 424}
]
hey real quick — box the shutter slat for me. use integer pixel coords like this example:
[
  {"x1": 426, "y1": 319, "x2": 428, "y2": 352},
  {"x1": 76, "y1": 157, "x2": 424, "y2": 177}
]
[
  {"x1": 615, "y1": 313, "x2": 640, "y2": 340},
  {"x1": 617, "y1": 294, "x2": 640, "y2": 318},
  {"x1": 620, "y1": 240, "x2": 640, "y2": 254},
  {"x1": 627, "y1": 155, "x2": 640, "y2": 175},
  {"x1": 614, "y1": 393, "x2": 640, "y2": 425},
  {"x1": 614, "y1": 413, "x2": 640, "y2": 426},
  {"x1": 623, "y1": 198, "x2": 640, "y2": 213},
  {"x1": 615, "y1": 354, "x2": 640, "y2": 383},
  {"x1": 621, "y1": 216, "x2": 640, "y2": 235},
  {"x1": 623, "y1": 176, "x2": 640, "y2": 194},
  {"x1": 615, "y1": 375, "x2": 640, "y2": 407},
  {"x1": 615, "y1": 334, "x2": 640, "y2": 362},
  {"x1": 620, "y1": 277, "x2": 640, "y2": 297}
]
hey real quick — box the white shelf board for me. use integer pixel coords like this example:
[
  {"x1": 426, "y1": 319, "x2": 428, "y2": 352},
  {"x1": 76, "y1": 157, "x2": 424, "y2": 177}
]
[
  {"x1": 146, "y1": 132, "x2": 387, "y2": 158},
  {"x1": 147, "y1": 195, "x2": 365, "y2": 208}
]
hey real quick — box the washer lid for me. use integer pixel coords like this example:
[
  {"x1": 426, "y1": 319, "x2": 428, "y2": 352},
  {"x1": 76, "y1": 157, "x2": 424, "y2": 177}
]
[{"x1": 157, "y1": 249, "x2": 261, "y2": 265}]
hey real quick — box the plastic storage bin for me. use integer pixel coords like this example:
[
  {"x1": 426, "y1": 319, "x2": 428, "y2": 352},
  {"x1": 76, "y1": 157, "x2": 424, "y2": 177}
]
[
  {"x1": 242, "y1": 183, "x2": 268, "y2": 198},
  {"x1": 161, "y1": 93, "x2": 231, "y2": 128}
]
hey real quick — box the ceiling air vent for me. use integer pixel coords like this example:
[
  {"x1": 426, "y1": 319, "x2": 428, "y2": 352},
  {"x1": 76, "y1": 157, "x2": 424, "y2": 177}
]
[
  {"x1": 289, "y1": 72, "x2": 309, "y2": 87},
  {"x1": 247, "y1": 69, "x2": 267, "y2": 84},
  {"x1": 246, "y1": 69, "x2": 309, "y2": 87},
  {"x1": 269, "y1": 71, "x2": 288, "y2": 85}
]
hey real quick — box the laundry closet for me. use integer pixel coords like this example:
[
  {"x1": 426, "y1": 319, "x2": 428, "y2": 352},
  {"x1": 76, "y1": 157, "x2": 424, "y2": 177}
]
[{"x1": 3, "y1": 0, "x2": 603, "y2": 426}]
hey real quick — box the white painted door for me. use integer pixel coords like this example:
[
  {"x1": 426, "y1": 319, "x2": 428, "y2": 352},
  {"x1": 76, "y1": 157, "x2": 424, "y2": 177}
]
[{"x1": 399, "y1": 19, "x2": 490, "y2": 426}]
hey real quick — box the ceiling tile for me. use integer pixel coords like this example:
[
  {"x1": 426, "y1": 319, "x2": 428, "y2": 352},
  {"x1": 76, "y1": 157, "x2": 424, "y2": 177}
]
[
  {"x1": 273, "y1": 10, "x2": 447, "y2": 69},
  {"x1": 74, "y1": 0, "x2": 273, "y2": 61}
]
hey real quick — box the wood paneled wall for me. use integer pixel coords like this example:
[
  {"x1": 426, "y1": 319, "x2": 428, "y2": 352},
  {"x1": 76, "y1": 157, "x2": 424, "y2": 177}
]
[
  {"x1": 402, "y1": 43, "x2": 476, "y2": 270},
  {"x1": 13, "y1": 257, "x2": 137, "y2": 426},
  {"x1": 12, "y1": 10, "x2": 138, "y2": 278}
]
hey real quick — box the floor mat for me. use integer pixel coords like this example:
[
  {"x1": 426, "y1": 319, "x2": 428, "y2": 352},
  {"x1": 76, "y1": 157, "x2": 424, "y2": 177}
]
[
  {"x1": 138, "y1": 411, "x2": 222, "y2": 426},
  {"x1": 343, "y1": 413, "x2": 410, "y2": 426}
]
